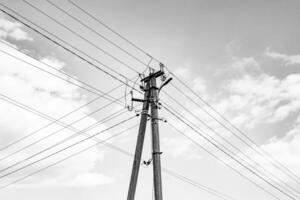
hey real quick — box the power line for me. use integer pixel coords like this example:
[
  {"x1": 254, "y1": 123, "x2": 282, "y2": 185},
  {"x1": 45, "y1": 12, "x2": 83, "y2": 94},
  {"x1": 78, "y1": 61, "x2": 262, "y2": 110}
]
[
  {"x1": 0, "y1": 48, "x2": 122, "y2": 104},
  {"x1": 169, "y1": 80, "x2": 300, "y2": 185},
  {"x1": 0, "y1": 106, "x2": 129, "y2": 174},
  {"x1": 162, "y1": 91, "x2": 300, "y2": 196},
  {"x1": 0, "y1": 4, "x2": 141, "y2": 93},
  {"x1": 0, "y1": 94, "x2": 60, "y2": 123},
  {"x1": 0, "y1": 115, "x2": 137, "y2": 180},
  {"x1": 62, "y1": 0, "x2": 300, "y2": 186},
  {"x1": 0, "y1": 98, "x2": 239, "y2": 200},
  {"x1": 166, "y1": 121, "x2": 283, "y2": 200},
  {"x1": 0, "y1": 93, "x2": 126, "y2": 162},
  {"x1": 0, "y1": 39, "x2": 143, "y2": 153},
  {"x1": 46, "y1": 0, "x2": 149, "y2": 69},
  {"x1": 23, "y1": 0, "x2": 141, "y2": 74},
  {"x1": 0, "y1": 123, "x2": 139, "y2": 190},
  {"x1": 67, "y1": 0, "x2": 152, "y2": 58},
  {"x1": 0, "y1": 39, "x2": 136, "y2": 101},
  {"x1": 0, "y1": 84, "x2": 119, "y2": 152},
  {"x1": 0, "y1": 93, "x2": 101, "y2": 133},
  {"x1": 0, "y1": 91, "x2": 236, "y2": 199},
  {"x1": 0, "y1": 122, "x2": 238, "y2": 200},
  {"x1": 0, "y1": 0, "x2": 298, "y2": 198},
  {"x1": 14, "y1": 1, "x2": 298, "y2": 188},
  {"x1": 163, "y1": 104, "x2": 296, "y2": 200},
  {"x1": 45, "y1": 0, "x2": 300, "y2": 185},
  {"x1": 0, "y1": 83, "x2": 123, "y2": 152},
  {"x1": 163, "y1": 168, "x2": 237, "y2": 200}
]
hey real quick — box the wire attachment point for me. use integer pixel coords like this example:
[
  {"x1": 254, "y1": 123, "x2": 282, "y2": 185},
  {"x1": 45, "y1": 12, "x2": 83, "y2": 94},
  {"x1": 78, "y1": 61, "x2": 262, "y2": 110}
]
[{"x1": 142, "y1": 158, "x2": 152, "y2": 167}]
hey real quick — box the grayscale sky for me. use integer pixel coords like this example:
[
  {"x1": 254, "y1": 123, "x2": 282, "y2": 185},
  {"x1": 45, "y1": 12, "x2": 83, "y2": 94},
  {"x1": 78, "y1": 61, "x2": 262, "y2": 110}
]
[{"x1": 0, "y1": 0, "x2": 300, "y2": 200}]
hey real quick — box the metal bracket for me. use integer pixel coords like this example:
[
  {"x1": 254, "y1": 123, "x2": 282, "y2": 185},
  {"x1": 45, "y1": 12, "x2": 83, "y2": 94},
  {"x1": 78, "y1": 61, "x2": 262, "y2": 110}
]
[
  {"x1": 141, "y1": 70, "x2": 165, "y2": 83},
  {"x1": 132, "y1": 98, "x2": 146, "y2": 103},
  {"x1": 152, "y1": 117, "x2": 167, "y2": 123},
  {"x1": 152, "y1": 151, "x2": 163, "y2": 155}
]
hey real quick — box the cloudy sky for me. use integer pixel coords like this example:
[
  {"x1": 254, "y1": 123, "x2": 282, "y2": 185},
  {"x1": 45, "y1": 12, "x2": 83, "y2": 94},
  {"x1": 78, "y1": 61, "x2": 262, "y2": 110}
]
[{"x1": 0, "y1": 0, "x2": 300, "y2": 200}]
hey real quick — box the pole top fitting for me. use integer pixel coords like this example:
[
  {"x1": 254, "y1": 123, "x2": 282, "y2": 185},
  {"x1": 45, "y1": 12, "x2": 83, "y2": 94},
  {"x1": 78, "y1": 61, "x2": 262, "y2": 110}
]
[{"x1": 141, "y1": 70, "x2": 165, "y2": 83}]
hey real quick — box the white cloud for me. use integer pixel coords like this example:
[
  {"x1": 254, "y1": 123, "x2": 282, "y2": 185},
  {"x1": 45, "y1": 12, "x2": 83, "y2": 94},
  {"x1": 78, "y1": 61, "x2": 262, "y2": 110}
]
[
  {"x1": 217, "y1": 73, "x2": 300, "y2": 128},
  {"x1": 265, "y1": 48, "x2": 300, "y2": 66},
  {"x1": 230, "y1": 57, "x2": 260, "y2": 74},
  {"x1": 216, "y1": 56, "x2": 261, "y2": 78},
  {"x1": 0, "y1": 18, "x2": 33, "y2": 41}
]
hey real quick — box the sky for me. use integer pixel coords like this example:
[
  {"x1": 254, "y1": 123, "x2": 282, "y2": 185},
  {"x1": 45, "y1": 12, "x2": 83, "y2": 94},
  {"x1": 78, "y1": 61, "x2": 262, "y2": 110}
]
[{"x1": 0, "y1": 0, "x2": 300, "y2": 200}]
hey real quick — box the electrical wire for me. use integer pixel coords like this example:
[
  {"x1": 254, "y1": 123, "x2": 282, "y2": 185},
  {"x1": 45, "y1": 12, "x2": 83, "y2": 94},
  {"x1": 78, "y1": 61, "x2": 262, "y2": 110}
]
[
  {"x1": 0, "y1": 94, "x2": 237, "y2": 199},
  {"x1": 50, "y1": 0, "x2": 300, "y2": 185},
  {"x1": 0, "y1": 115, "x2": 137, "y2": 180},
  {"x1": 166, "y1": 121, "x2": 283, "y2": 200},
  {"x1": 0, "y1": 83, "x2": 121, "y2": 152},
  {"x1": 0, "y1": 48, "x2": 122, "y2": 104},
  {"x1": 0, "y1": 122, "x2": 238, "y2": 200},
  {"x1": 168, "y1": 73, "x2": 300, "y2": 185},
  {"x1": 67, "y1": 0, "x2": 152, "y2": 59},
  {"x1": 0, "y1": 93, "x2": 141, "y2": 172},
  {"x1": 0, "y1": 86, "x2": 121, "y2": 131},
  {"x1": 0, "y1": 1, "x2": 298, "y2": 198},
  {"x1": 46, "y1": 0, "x2": 149, "y2": 68},
  {"x1": 0, "y1": 93, "x2": 126, "y2": 162},
  {"x1": 163, "y1": 168, "x2": 237, "y2": 200},
  {"x1": 0, "y1": 92, "x2": 236, "y2": 199},
  {"x1": 0, "y1": 106, "x2": 129, "y2": 174},
  {"x1": 162, "y1": 91, "x2": 300, "y2": 196},
  {"x1": 0, "y1": 40, "x2": 143, "y2": 154},
  {"x1": 163, "y1": 104, "x2": 296, "y2": 200},
  {"x1": 0, "y1": 4, "x2": 142, "y2": 94},
  {"x1": 0, "y1": 122, "x2": 139, "y2": 190},
  {"x1": 0, "y1": 39, "x2": 137, "y2": 101},
  {"x1": 23, "y1": 0, "x2": 140, "y2": 75}
]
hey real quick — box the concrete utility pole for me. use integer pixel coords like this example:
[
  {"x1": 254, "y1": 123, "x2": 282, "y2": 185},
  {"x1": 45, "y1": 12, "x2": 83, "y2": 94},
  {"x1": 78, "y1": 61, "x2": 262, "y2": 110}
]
[
  {"x1": 127, "y1": 81, "x2": 151, "y2": 200},
  {"x1": 127, "y1": 69, "x2": 166, "y2": 200},
  {"x1": 150, "y1": 76, "x2": 163, "y2": 200}
]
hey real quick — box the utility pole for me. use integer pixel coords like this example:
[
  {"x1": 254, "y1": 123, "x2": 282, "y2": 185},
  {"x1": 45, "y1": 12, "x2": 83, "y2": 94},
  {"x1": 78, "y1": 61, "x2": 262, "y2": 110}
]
[
  {"x1": 150, "y1": 76, "x2": 163, "y2": 200},
  {"x1": 127, "y1": 67, "x2": 169, "y2": 200},
  {"x1": 127, "y1": 81, "x2": 151, "y2": 200}
]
